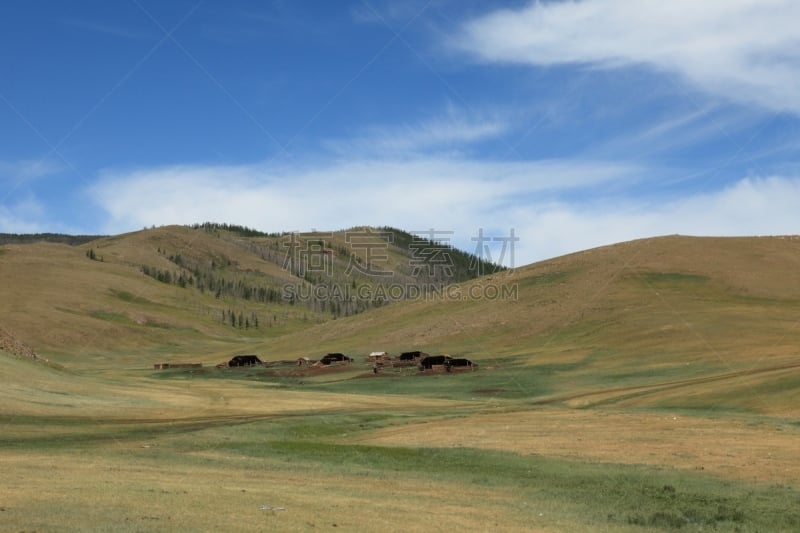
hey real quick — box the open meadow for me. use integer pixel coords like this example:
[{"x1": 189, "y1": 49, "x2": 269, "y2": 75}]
[
  {"x1": 2, "y1": 229, "x2": 800, "y2": 531},
  {"x1": 6, "y1": 1, "x2": 800, "y2": 529}
]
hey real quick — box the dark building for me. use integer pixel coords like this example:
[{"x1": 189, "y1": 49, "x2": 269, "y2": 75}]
[
  {"x1": 320, "y1": 353, "x2": 352, "y2": 365},
  {"x1": 418, "y1": 355, "x2": 452, "y2": 370},
  {"x1": 399, "y1": 350, "x2": 428, "y2": 361},
  {"x1": 228, "y1": 354, "x2": 262, "y2": 367}
]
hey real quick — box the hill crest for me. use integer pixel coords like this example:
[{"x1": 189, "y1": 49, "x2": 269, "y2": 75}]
[{"x1": 3, "y1": 229, "x2": 800, "y2": 414}]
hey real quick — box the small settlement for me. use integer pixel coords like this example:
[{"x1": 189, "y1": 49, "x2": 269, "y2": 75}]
[
  {"x1": 157, "y1": 349, "x2": 476, "y2": 375},
  {"x1": 198, "y1": 350, "x2": 478, "y2": 374}
]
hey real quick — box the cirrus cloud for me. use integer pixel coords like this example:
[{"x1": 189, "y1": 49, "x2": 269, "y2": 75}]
[
  {"x1": 88, "y1": 157, "x2": 799, "y2": 265},
  {"x1": 455, "y1": 0, "x2": 800, "y2": 114}
]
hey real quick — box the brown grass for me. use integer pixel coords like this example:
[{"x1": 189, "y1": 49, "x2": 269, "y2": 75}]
[
  {"x1": 4, "y1": 231, "x2": 800, "y2": 531},
  {"x1": 0, "y1": 451, "x2": 556, "y2": 532},
  {"x1": 352, "y1": 407, "x2": 800, "y2": 485}
]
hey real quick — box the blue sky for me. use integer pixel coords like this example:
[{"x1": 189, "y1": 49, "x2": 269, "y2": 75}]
[{"x1": 1, "y1": 0, "x2": 799, "y2": 265}]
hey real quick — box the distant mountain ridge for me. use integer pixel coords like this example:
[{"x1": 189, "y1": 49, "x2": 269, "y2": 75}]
[{"x1": 0, "y1": 233, "x2": 106, "y2": 246}]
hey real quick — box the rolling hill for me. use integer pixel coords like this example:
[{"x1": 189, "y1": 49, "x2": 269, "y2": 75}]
[
  {"x1": 0, "y1": 223, "x2": 499, "y2": 364},
  {"x1": 2, "y1": 226, "x2": 799, "y2": 414},
  {"x1": 254, "y1": 233, "x2": 800, "y2": 415},
  {"x1": 3, "y1": 227, "x2": 800, "y2": 531}
]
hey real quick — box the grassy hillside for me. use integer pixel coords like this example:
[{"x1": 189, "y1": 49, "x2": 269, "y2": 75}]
[
  {"x1": 0, "y1": 224, "x2": 499, "y2": 364},
  {"x1": 2, "y1": 229, "x2": 799, "y2": 412},
  {"x1": 241, "y1": 234, "x2": 800, "y2": 414},
  {"x1": 3, "y1": 229, "x2": 800, "y2": 531}
]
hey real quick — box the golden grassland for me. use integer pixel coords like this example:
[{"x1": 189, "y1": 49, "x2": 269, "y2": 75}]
[
  {"x1": 3, "y1": 357, "x2": 800, "y2": 531},
  {"x1": 353, "y1": 408, "x2": 800, "y2": 484},
  {"x1": 0, "y1": 354, "x2": 565, "y2": 532},
  {"x1": 0, "y1": 450, "x2": 561, "y2": 533},
  {"x1": 2, "y1": 230, "x2": 800, "y2": 531}
]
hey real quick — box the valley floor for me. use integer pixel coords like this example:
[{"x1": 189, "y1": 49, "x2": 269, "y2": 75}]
[{"x1": 3, "y1": 354, "x2": 800, "y2": 532}]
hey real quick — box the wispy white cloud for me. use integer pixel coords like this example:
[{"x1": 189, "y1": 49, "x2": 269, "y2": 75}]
[
  {"x1": 585, "y1": 105, "x2": 763, "y2": 164},
  {"x1": 325, "y1": 106, "x2": 509, "y2": 157},
  {"x1": 0, "y1": 197, "x2": 47, "y2": 234},
  {"x1": 509, "y1": 176, "x2": 800, "y2": 263},
  {"x1": 0, "y1": 158, "x2": 64, "y2": 183},
  {"x1": 455, "y1": 0, "x2": 800, "y2": 114},
  {"x1": 0, "y1": 158, "x2": 65, "y2": 214},
  {"x1": 88, "y1": 155, "x2": 799, "y2": 265},
  {"x1": 88, "y1": 156, "x2": 637, "y2": 259}
]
